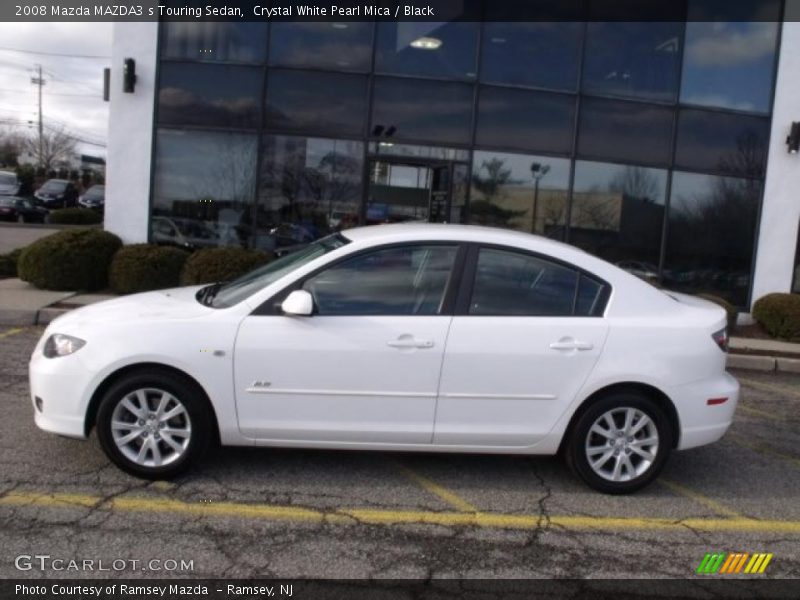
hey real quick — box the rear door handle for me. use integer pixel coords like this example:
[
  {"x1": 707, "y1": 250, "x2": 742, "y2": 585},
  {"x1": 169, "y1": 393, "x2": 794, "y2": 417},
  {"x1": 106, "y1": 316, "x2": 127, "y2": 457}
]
[
  {"x1": 387, "y1": 335, "x2": 435, "y2": 349},
  {"x1": 549, "y1": 339, "x2": 593, "y2": 351}
]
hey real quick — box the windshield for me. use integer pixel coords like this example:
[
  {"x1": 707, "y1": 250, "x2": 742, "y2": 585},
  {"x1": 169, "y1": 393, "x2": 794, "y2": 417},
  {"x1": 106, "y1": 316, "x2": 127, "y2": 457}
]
[
  {"x1": 0, "y1": 197, "x2": 15, "y2": 206},
  {"x1": 41, "y1": 180, "x2": 66, "y2": 192},
  {"x1": 206, "y1": 233, "x2": 350, "y2": 308},
  {"x1": 0, "y1": 173, "x2": 16, "y2": 186},
  {"x1": 84, "y1": 186, "x2": 104, "y2": 198}
]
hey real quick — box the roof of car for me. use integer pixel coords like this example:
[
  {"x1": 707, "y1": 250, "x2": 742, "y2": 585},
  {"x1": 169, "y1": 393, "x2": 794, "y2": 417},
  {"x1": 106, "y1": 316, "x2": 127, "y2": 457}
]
[{"x1": 340, "y1": 223, "x2": 581, "y2": 254}]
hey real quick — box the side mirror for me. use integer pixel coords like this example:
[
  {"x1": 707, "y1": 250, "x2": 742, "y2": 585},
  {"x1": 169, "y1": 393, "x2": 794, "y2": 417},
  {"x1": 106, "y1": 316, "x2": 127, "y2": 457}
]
[{"x1": 281, "y1": 289, "x2": 314, "y2": 316}]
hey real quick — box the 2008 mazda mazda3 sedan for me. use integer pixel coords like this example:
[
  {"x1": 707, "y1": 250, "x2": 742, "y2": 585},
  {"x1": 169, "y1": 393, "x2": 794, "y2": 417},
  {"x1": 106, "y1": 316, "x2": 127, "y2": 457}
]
[{"x1": 29, "y1": 224, "x2": 739, "y2": 493}]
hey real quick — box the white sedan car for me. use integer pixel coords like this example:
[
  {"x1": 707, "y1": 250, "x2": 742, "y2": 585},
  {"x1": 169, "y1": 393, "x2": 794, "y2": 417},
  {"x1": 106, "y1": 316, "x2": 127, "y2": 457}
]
[{"x1": 30, "y1": 224, "x2": 739, "y2": 493}]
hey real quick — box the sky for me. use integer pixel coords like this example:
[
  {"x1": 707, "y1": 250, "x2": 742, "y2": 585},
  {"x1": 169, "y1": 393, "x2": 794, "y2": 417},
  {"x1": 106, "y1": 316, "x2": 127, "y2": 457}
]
[{"x1": 0, "y1": 22, "x2": 112, "y2": 159}]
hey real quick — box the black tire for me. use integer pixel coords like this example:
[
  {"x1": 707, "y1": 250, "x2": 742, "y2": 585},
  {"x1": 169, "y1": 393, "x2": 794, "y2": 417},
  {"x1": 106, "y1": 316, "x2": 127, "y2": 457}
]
[
  {"x1": 96, "y1": 370, "x2": 213, "y2": 479},
  {"x1": 565, "y1": 393, "x2": 672, "y2": 494}
]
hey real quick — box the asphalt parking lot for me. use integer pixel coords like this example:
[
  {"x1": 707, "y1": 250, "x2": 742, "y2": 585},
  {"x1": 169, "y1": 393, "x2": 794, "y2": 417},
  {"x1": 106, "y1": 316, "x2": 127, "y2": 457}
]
[{"x1": 1, "y1": 326, "x2": 799, "y2": 579}]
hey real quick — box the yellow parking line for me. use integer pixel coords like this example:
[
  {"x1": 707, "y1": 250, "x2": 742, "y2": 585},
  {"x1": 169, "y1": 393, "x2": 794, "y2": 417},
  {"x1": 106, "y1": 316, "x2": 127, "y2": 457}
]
[
  {"x1": 659, "y1": 479, "x2": 743, "y2": 519},
  {"x1": 737, "y1": 404, "x2": 780, "y2": 421},
  {"x1": 394, "y1": 462, "x2": 478, "y2": 513},
  {"x1": 730, "y1": 435, "x2": 800, "y2": 470},
  {"x1": 738, "y1": 377, "x2": 800, "y2": 401},
  {"x1": 0, "y1": 327, "x2": 25, "y2": 340},
  {"x1": 3, "y1": 490, "x2": 800, "y2": 533}
]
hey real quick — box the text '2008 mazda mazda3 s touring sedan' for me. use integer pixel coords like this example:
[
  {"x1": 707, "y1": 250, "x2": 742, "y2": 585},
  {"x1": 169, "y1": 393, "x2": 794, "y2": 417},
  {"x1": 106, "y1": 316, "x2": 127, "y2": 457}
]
[{"x1": 29, "y1": 224, "x2": 739, "y2": 493}]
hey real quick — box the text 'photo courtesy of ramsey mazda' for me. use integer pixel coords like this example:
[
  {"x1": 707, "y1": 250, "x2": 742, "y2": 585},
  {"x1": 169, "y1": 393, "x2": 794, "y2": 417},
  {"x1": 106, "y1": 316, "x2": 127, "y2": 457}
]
[{"x1": 29, "y1": 224, "x2": 738, "y2": 494}]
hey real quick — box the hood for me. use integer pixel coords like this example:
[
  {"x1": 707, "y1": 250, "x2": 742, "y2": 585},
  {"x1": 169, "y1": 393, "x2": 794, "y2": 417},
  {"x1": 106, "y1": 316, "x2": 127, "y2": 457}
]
[{"x1": 51, "y1": 286, "x2": 213, "y2": 329}]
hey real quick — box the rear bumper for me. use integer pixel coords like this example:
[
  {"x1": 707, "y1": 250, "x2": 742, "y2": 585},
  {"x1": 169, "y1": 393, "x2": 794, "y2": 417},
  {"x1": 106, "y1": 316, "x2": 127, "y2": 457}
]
[{"x1": 670, "y1": 371, "x2": 740, "y2": 450}]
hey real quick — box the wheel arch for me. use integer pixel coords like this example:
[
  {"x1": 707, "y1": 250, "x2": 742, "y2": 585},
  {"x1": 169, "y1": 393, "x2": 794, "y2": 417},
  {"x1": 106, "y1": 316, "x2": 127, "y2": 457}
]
[
  {"x1": 84, "y1": 362, "x2": 221, "y2": 443},
  {"x1": 557, "y1": 381, "x2": 681, "y2": 455}
]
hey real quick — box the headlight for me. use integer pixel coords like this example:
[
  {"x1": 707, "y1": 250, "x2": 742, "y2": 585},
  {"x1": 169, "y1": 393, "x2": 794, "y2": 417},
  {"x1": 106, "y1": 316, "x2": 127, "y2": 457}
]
[{"x1": 43, "y1": 333, "x2": 86, "y2": 358}]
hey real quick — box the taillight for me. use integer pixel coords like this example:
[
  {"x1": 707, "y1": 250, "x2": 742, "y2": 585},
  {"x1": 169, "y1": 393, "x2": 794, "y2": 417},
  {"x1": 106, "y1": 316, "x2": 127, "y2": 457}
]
[{"x1": 712, "y1": 327, "x2": 728, "y2": 353}]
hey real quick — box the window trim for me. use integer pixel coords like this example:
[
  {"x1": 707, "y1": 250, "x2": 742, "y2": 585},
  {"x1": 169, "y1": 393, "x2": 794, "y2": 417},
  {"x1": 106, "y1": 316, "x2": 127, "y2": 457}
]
[
  {"x1": 252, "y1": 241, "x2": 469, "y2": 317},
  {"x1": 454, "y1": 243, "x2": 611, "y2": 318}
]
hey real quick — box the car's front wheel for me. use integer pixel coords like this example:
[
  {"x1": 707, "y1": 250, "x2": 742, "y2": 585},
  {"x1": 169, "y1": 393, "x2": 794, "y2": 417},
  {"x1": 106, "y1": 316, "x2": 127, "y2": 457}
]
[
  {"x1": 566, "y1": 393, "x2": 672, "y2": 494},
  {"x1": 96, "y1": 370, "x2": 213, "y2": 479}
]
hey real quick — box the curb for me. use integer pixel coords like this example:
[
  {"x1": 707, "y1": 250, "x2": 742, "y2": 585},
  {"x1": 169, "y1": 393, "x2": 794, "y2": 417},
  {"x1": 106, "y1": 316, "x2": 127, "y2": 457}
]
[{"x1": 727, "y1": 353, "x2": 800, "y2": 373}]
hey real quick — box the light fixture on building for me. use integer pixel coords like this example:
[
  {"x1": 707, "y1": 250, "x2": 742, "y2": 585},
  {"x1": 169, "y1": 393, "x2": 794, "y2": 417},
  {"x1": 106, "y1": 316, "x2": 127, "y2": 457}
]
[
  {"x1": 123, "y1": 58, "x2": 136, "y2": 93},
  {"x1": 410, "y1": 37, "x2": 442, "y2": 50},
  {"x1": 331, "y1": 23, "x2": 348, "y2": 29},
  {"x1": 787, "y1": 122, "x2": 800, "y2": 154}
]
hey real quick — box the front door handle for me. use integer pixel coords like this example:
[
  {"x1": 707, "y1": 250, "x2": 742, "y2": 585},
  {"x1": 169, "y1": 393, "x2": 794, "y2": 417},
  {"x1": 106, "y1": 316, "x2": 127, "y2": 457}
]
[
  {"x1": 549, "y1": 338, "x2": 593, "y2": 351},
  {"x1": 387, "y1": 334, "x2": 435, "y2": 349}
]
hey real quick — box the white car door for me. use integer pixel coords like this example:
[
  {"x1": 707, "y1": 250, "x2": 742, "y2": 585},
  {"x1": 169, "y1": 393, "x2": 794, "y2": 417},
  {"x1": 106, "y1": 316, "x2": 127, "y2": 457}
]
[
  {"x1": 234, "y1": 243, "x2": 461, "y2": 444},
  {"x1": 434, "y1": 246, "x2": 610, "y2": 447}
]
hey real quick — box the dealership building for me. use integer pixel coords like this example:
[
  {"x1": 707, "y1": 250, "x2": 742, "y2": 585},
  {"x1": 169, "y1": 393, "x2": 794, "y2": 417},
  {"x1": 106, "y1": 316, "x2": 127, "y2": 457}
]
[{"x1": 106, "y1": 2, "x2": 800, "y2": 310}]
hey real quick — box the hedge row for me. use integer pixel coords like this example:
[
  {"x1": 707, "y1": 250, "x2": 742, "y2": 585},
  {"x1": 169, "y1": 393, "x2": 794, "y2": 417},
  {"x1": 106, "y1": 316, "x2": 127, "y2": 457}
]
[
  {"x1": 15, "y1": 229, "x2": 274, "y2": 293},
  {"x1": 48, "y1": 207, "x2": 102, "y2": 225},
  {"x1": 752, "y1": 293, "x2": 800, "y2": 342}
]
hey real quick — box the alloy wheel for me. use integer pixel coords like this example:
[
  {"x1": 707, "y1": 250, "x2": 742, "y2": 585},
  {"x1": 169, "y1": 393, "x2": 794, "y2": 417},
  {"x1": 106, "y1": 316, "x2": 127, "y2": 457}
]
[{"x1": 584, "y1": 407, "x2": 659, "y2": 482}]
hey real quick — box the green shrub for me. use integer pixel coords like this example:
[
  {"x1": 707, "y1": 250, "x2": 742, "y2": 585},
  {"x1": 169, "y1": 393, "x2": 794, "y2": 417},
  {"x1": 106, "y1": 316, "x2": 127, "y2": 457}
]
[
  {"x1": 0, "y1": 248, "x2": 22, "y2": 279},
  {"x1": 47, "y1": 207, "x2": 102, "y2": 225},
  {"x1": 752, "y1": 293, "x2": 800, "y2": 342},
  {"x1": 181, "y1": 247, "x2": 273, "y2": 285},
  {"x1": 109, "y1": 244, "x2": 190, "y2": 294},
  {"x1": 18, "y1": 229, "x2": 121, "y2": 291},
  {"x1": 697, "y1": 293, "x2": 738, "y2": 332}
]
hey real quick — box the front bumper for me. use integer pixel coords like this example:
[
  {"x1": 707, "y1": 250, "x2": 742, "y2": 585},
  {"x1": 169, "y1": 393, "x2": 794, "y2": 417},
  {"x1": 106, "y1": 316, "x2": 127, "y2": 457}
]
[
  {"x1": 29, "y1": 341, "x2": 94, "y2": 440},
  {"x1": 670, "y1": 371, "x2": 740, "y2": 450}
]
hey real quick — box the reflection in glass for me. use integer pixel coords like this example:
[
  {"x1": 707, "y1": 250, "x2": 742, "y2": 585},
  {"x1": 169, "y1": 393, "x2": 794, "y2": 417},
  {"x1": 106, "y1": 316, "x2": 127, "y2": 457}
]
[
  {"x1": 269, "y1": 22, "x2": 373, "y2": 72},
  {"x1": 675, "y1": 109, "x2": 769, "y2": 178},
  {"x1": 371, "y1": 77, "x2": 473, "y2": 145},
  {"x1": 578, "y1": 97, "x2": 673, "y2": 166},
  {"x1": 681, "y1": 4, "x2": 779, "y2": 113},
  {"x1": 161, "y1": 20, "x2": 268, "y2": 63},
  {"x1": 480, "y1": 22, "x2": 581, "y2": 91},
  {"x1": 265, "y1": 70, "x2": 367, "y2": 136},
  {"x1": 582, "y1": 22, "x2": 683, "y2": 102},
  {"x1": 158, "y1": 63, "x2": 261, "y2": 128},
  {"x1": 470, "y1": 150, "x2": 570, "y2": 239},
  {"x1": 152, "y1": 129, "x2": 257, "y2": 249},
  {"x1": 665, "y1": 171, "x2": 761, "y2": 306},
  {"x1": 367, "y1": 161, "x2": 432, "y2": 224},
  {"x1": 570, "y1": 161, "x2": 667, "y2": 274},
  {"x1": 257, "y1": 135, "x2": 363, "y2": 252},
  {"x1": 375, "y1": 21, "x2": 479, "y2": 80},
  {"x1": 476, "y1": 87, "x2": 575, "y2": 155},
  {"x1": 370, "y1": 142, "x2": 469, "y2": 162}
]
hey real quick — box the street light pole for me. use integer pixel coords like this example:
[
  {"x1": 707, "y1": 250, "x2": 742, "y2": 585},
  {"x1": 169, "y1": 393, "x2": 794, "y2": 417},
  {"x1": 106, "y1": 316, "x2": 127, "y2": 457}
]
[{"x1": 530, "y1": 162, "x2": 550, "y2": 234}]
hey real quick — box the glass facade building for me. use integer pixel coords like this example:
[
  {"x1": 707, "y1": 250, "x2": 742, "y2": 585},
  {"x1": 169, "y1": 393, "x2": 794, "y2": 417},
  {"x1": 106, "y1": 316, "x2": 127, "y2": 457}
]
[{"x1": 150, "y1": 1, "x2": 782, "y2": 307}]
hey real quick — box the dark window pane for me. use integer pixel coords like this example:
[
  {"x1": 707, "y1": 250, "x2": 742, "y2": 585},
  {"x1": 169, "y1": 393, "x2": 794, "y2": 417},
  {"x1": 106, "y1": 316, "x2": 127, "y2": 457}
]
[
  {"x1": 375, "y1": 21, "x2": 479, "y2": 80},
  {"x1": 158, "y1": 63, "x2": 261, "y2": 128},
  {"x1": 470, "y1": 248, "x2": 578, "y2": 316},
  {"x1": 582, "y1": 22, "x2": 683, "y2": 102},
  {"x1": 681, "y1": 0, "x2": 780, "y2": 113},
  {"x1": 480, "y1": 22, "x2": 581, "y2": 91},
  {"x1": 304, "y1": 245, "x2": 458, "y2": 315},
  {"x1": 152, "y1": 129, "x2": 257, "y2": 249},
  {"x1": 665, "y1": 171, "x2": 761, "y2": 306},
  {"x1": 257, "y1": 135, "x2": 364, "y2": 251},
  {"x1": 576, "y1": 275, "x2": 606, "y2": 316},
  {"x1": 476, "y1": 87, "x2": 575, "y2": 155},
  {"x1": 371, "y1": 78, "x2": 473, "y2": 145},
  {"x1": 578, "y1": 98, "x2": 673, "y2": 166},
  {"x1": 269, "y1": 22, "x2": 373, "y2": 72},
  {"x1": 161, "y1": 19, "x2": 267, "y2": 63},
  {"x1": 470, "y1": 150, "x2": 569, "y2": 240},
  {"x1": 266, "y1": 70, "x2": 367, "y2": 136},
  {"x1": 675, "y1": 109, "x2": 769, "y2": 177},
  {"x1": 570, "y1": 161, "x2": 667, "y2": 274}
]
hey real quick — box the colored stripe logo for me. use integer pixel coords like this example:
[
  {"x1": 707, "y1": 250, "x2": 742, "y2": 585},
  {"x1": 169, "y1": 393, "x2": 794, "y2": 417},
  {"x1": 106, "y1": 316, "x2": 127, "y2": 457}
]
[{"x1": 697, "y1": 552, "x2": 773, "y2": 574}]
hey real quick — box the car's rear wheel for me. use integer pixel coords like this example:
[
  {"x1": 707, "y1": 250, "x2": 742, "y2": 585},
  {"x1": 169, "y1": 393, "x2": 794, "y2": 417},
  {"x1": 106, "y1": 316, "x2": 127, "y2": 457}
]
[
  {"x1": 96, "y1": 371, "x2": 213, "y2": 479},
  {"x1": 566, "y1": 393, "x2": 672, "y2": 494}
]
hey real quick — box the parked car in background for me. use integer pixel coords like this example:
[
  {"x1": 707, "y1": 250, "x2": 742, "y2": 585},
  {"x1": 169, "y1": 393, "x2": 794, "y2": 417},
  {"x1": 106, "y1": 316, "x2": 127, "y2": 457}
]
[
  {"x1": 34, "y1": 179, "x2": 78, "y2": 209},
  {"x1": 78, "y1": 185, "x2": 104, "y2": 212},
  {"x1": 0, "y1": 196, "x2": 48, "y2": 223},
  {"x1": 151, "y1": 216, "x2": 219, "y2": 249},
  {"x1": 30, "y1": 224, "x2": 738, "y2": 493},
  {"x1": 0, "y1": 170, "x2": 20, "y2": 197},
  {"x1": 616, "y1": 260, "x2": 660, "y2": 283}
]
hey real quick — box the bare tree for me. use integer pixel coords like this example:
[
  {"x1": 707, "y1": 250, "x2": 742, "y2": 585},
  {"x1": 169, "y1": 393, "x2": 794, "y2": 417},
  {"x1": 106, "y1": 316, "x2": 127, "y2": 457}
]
[
  {"x1": 0, "y1": 126, "x2": 24, "y2": 167},
  {"x1": 25, "y1": 126, "x2": 76, "y2": 171},
  {"x1": 609, "y1": 166, "x2": 659, "y2": 202}
]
